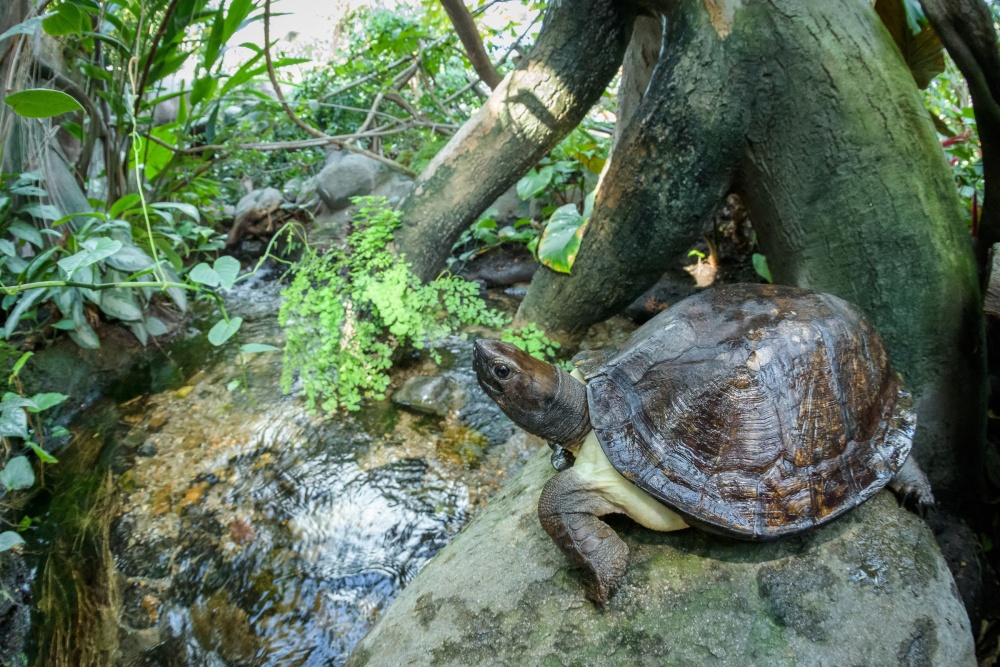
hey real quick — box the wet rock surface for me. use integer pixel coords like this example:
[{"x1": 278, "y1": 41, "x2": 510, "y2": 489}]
[{"x1": 349, "y1": 451, "x2": 975, "y2": 667}]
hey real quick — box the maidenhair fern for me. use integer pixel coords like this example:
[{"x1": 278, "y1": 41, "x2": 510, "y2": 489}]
[{"x1": 280, "y1": 196, "x2": 508, "y2": 411}]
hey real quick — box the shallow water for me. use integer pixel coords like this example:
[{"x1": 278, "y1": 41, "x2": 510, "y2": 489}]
[{"x1": 32, "y1": 273, "x2": 534, "y2": 666}]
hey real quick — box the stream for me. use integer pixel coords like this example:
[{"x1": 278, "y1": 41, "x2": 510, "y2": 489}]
[{"x1": 29, "y1": 273, "x2": 539, "y2": 666}]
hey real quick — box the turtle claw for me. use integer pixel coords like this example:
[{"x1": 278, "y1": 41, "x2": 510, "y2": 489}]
[
  {"x1": 888, "y1": 457, "x2": 935, "y2": 516},
  {"x1": 549, "y1": 442, "x2": 576, "y2": 471}
]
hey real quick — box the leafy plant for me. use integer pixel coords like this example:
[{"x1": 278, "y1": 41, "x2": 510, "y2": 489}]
[
  {"x1": 501, "y1": 322, "x2": 561, "y2": 363},
  {"x1": 0, "y1": 349, "x2": 69, "y2": 552},
  {"x1": 280, "y1": 196, "x2": 507, "y2": 411},
  {"x1": 449, "y1": 126, "x2": 609, "y2": 274}
]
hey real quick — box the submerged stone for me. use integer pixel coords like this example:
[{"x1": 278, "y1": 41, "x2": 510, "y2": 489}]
[{"x1": 348, "y1": 449, "x2": 975, "y2": 667}]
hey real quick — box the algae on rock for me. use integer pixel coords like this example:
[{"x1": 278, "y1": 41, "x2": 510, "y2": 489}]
[{"x1": 348, "y1": 449, "x2": 975, "y2": 667}]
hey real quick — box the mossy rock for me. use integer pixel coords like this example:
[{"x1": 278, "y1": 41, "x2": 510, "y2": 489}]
[{"x1": 348, "y1": 448, "x2": 974, "y2": 667}]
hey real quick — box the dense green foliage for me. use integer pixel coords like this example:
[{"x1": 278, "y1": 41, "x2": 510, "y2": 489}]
[{"x1": 280, "y1": 197, "x2": 507, "y2": 411}]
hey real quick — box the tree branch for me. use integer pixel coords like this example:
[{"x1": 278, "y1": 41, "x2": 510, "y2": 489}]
[
  {"x1": 439, "y1": 0, "x2": 503, "y2": 90},
  {"x1": 261, "y1": 0, "x2": 415, "y2": 176}
]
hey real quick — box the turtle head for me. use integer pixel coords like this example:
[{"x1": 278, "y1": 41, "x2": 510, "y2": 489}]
[{"x1": 473, "y1": 339, "x2": 590, "y2": 449}]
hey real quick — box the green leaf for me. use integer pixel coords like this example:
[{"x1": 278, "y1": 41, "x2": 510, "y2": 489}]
[
  {"x1": 10, "y1": 352, "x2": 33, "y2": 379},
  {"x1": 189, "y1": 263, "x2": 220, "y2": 287},
  {"x1": 145, "y1": 316, "x2": 170, "y2": 336},
  {"x1": 0, "y1": 531, "x2": 26, "y2": 552},
  {"x1": 4, "y1": 89, "x2": 84, "y2": 118},
  {"x1": 0, "y1": 15, "x2": 50, "y2": 43},
  {"x1": 99, "y1": 289, "x2": 143, "y2": 321},
  {"x1": 18, "y1": 202, "x2": 62, "y2": 221},
  {"x1": 69, "y1": 320, "x2": 100, "y2": 349},
  {"x1": 42, "y1": 3, "x2": 86, "y2": 36},
  {"x1": 27, "y1": 393, "x2": 68, "y2": 412},
  {"x1": 26, "y1": 441, "x2": 57, "y2": 464},
  {"x1": 213, "y1": 256, "x2": 240, "y2": 291},
  {"x1": 109, "y1": 193, "x2": 142, "y2": 218},
  {"x1": 226, "y1": 379, "x2": 241, "y2": 392},
  {"x1": 57, "y1": 238, "x2": 123, "y2": 275},
  {"x1": 11, "y1": 185, "x2": 47, "y2": 196},
  {"x1": 150, "y1": 201, "x2": 199, "y2": 222},
  {"x1": 208, "y1": 317, "x2": 242, "y2": 346},
  {"x1": 0, "y1": 408, "x2": 28, "y2": 439},
  {"x1": 0, "y1": 456, "x2": 34, "y2": 489},
  {"x1": 0, "y1": 240, "x2": 15, "y2": 256},
  {"x1": 3, "y1": 289, "x2": 46, "y2": 338},
  {"x1": 190, "y1": 75, "x2": 217, "y2": 106},
  {"x1": 104, "y1": 244, "x2": 153, "y2": 272},
  {"x1": 516, "y1": 166, "x2": 554, "y2": 201},
  {"x1": 50, "y1": 426, "x2": 70, "y2": 437},
  {"x1": 752, "y1": 253, "x2": 772, "y2": 283},
  {"x1": 240, "y1": 343, "x2": 279, "y2": 353},
  {"x1": 537, "y1": 204, "x2": 587, "y2": 274},
  {"x1": 8, "y1": 221, "x2": 43, "y2": 248}
]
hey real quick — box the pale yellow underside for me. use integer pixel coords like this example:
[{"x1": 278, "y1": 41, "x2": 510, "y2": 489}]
[{"x1": 573, "y1": 431, "x2": 690, "y2": 533}]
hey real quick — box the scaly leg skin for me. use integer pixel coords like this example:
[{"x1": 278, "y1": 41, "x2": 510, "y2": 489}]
[
  {"x1": 888, "y1": 456, "x2": 936, "y2": 513},
  {"x1": 537, "y1": 468, "x2": 629, "y2": 607}
]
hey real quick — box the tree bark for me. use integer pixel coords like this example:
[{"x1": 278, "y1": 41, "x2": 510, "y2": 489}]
[
  {"x1": 395, "y1": 0, "x2": 635, "y2": 282},
  {"x1": 517, "y1": 0, "x2": 983, "y2": 498},
  {"x1": 438, "y1": 0, "x2": 502, "y2": 90}
]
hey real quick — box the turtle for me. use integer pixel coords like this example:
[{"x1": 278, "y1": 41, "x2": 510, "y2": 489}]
[{"x1": 472, "y1": 283, "x2": 933, "y2": 605}]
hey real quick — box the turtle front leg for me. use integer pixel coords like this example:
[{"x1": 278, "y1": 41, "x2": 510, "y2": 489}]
[{"x1": 538, "y1": 468, "x2": 629, "y2": 606}]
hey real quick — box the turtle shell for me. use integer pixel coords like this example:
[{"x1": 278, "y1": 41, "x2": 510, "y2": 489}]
[{"x1": 585, "y1": 283, "x2": 914, "y2": 539}]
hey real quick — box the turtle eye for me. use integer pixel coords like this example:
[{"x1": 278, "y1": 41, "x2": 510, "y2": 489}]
[{"x1": 494, "y1": 363, "x2": 511, "y2": 380}]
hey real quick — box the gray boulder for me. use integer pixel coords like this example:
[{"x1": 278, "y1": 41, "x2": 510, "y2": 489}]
[
  {"x1": 316, "y1": 151, "x2": 383, "y2": 211},
  {"x1": 233, "y1": 187, "x2": 284, "y2": 227},
  {"x1": 348, "y1": 449, "x2": 975, "y2": 667}
]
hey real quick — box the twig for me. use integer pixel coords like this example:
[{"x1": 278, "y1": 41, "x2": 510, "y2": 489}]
[{"x1": 262, "y1": 0, "x2": 414, "y2": 176}]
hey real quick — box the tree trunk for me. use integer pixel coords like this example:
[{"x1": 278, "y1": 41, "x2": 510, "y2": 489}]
[
  {"x1": 517, "y1": 0, "x2": 983, "y2": 498},
  {"x1": 394, "y1": 0, "x2": 635, "y2": 282}
]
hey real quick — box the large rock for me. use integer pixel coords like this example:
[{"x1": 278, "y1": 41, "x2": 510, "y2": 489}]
[
  {"x1": 316, "y1": 151, "x2": 384, "y2": 211},
  {"x1": 348, "y1": 449, "x2": 975, "y2": 667}
]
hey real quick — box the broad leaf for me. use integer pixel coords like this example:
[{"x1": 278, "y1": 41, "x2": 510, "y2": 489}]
[
  {"x1": 189, "y1": 262, "x2": 220, "y2": 287},
  {"x1": 537, "y1": 204, "x2": 588, "y2": 274},
  {"x1": 0, "y1": 407, "x2": 29, "y2": 439},
  {"x1": 875, "y1": 0, "x2": 944, "y2": 89},
  {"x1": 516, "y1": 166, "x2": 554, "y2": 201},
  {"x1": 752, "y1": 253, "x2": 772, "y2": 283},
  {"x1": 213, "y1": 256, "x2": 240, "y2": 291},
  {"x1": 104, "y1": 244, "x2": 153, "y2": 272},
  {"x1": 8, "y1": 221, "x2": 43, "y2": 248},
  {"x1": 240, "y1": 343, "x2": 279, "y2": 353},
  {"x1": 3, "y1": 289, "x2": 46, "y2": 338},
  {"x1": 42, "y1": 3, "x2": 86, "y2": 36},
  {"x1": 0, "y1": 15, "x2": 50, "y2": 43},
  {"x1": 109, "y1": 193, "x2": 142, "y2": 218},
  {"x1": 208, "y1": 317, "x2": 243, "y2": 346},
  {"x1": 18, "y1": 202, "x2": 62, "y2": 221},
  {"x1": 27, "y1": 392, "x2": 68, "y2": 412},
  {"x1": 145, "y1": 316, "x2": 170, "y2": 336},
  {"x1": 26, "y1": 442, "x2": 57, "y2": 464},
  {"x1": 100, "y1": 289, "x2": 143, "y2": 321},
  {"x1": 57, "y1": 238, "x2": 123, "y2": 275},
  {"x1": 5, "y1": 89, "x2": 84, "y2": 118},
  {"x1": 0, "y1": 531, "x2": 26, "y2": 552},
  {"x1": 0, "y1": 456, "x2": 34, "y2": 490},
  {"x1": 69, "y1": 320, "x2": 101, "y2": 349}
]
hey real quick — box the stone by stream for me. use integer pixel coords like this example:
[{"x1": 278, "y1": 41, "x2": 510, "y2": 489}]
[{"x1": 348, "y1": 450, "x2": 975, "y2": 667}]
